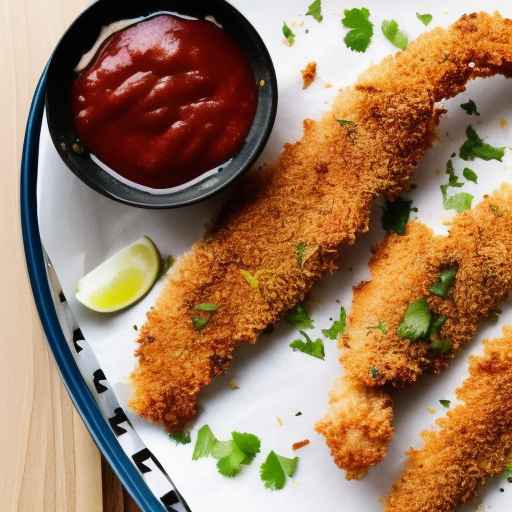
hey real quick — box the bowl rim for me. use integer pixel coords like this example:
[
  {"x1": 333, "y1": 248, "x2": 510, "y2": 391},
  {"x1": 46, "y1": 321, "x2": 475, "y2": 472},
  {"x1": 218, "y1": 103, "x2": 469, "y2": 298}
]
[{"x1": 45, "y1": 0, "x2": 278, "y2": 209}]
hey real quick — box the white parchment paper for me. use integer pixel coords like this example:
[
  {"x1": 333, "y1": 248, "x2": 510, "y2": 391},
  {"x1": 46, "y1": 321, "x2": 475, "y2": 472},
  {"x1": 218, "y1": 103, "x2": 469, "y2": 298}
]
[{"x1": 38, "y1": 1, "x2": 512, "y2": 510}]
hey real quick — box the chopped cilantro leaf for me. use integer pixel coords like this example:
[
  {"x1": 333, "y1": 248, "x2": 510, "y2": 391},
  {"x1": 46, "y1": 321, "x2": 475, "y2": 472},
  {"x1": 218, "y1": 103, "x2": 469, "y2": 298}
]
[
  {"x1": 505, "y1": 463, "x2": 512, "y2": 480},
  {"x1": 296, "y1": 242, "x2": 307, "y2": 268},
  {"x1": 446, "y1": 160, "x2": 464, "y2": 188},
  {"x1": 429, "y1": 267, "x2": 457, "y2": 298},
  {"x1": 194, "y1": 427, "x2": 261, "y2": 477},
  {"x1": 367, "y1": 321, "x2": 388, "y2": 335},
  {"x1": 282, "y1": 22, "x2": 295, "y2": 46},
  {"x1": 430, "y1": 337, "x2": 452, "y2": 355},
  {"x1": 306, "y1": 0, "x2": 323, "y2": 22},
  {"x1": 460, "y1": 99, "x2": 480, "y2": 116},
  {"x1": 192, "y1": 316, "x2": 209, "y2": 331},
  {"x1": 459, "y1": 125, "x2": 505, "y2": 161},
  {"x1": 397, "y1": 298, "x2": 431, "y2": 341},
  {"x1": 342, "y1": 7, "x2": 374, "y2": 52},
  {"x1": 441, "y1": 185, "x2": 474, "y2": 213},
  {"x1": 463, "y1": 167, "x2": 478, "y2": 183},
  {"x1": 217, "y1": 443, "x2": 246, "y2": 477},
  {"x1": 260, "y1": 451, "x2": 299, "y2": 490},
  {"x1": 290, "y1": 330, "x2": 325, "y2": 359},
  {"x1": 416, "y1": 13, "x2": 432, "y2": 26},
  {"x1": 381, "y1": 19, "x2": 408, "y2": 50},
  {"x1": 286, "y1": 303, "x2": 314, "y2": 329},
  {"x1": 192, "y1": 425, "x2": 217, "y2": 460},
  {"x1": 439, "y1": 399, "x2": 451, "y2": 408},
  {"x1": 169, "y1": 431, "x2": 191, "y2": 445},
  {"x1": 231, "y1": 432, "x2": 261, "y2": 464},
  {"x1": 195, "y1": 303, "x2": 218, "y2": 312},
  {"x1": 382, "y1": 197, "x2": 414, "y2": 235},
  {"x1": 427, "y1": 314, "x2": 446, "y2": 340},
  {"x1": 240, "y1": 269, "x2": 259, "y2": 289},
  {"x1": 369, "y1": 367, "x2": 380, "y2": 379},
  {"x1": 322, "y1": 305, "x2": 347, "y2": 340},
  {"x1": 337, "y1": 119, "x2": 355, "y2": 126}
]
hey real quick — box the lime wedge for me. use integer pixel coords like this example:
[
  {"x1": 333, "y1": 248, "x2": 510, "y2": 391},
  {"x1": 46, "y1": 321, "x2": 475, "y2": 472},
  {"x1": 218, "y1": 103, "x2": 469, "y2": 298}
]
[{"x1": 76, "y1": 236, "x2": 161, "y2": 313}]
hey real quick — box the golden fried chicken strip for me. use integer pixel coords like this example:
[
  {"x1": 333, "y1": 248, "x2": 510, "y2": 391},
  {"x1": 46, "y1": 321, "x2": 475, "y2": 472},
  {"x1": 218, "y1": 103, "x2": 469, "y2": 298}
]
[
  {"x1": 386, "y1": 328, "x2": 512, "y2": 512},
  {"x1": 130, "y1": 13, "x2": 512, "y2": 432},
  {"x1": 317, "y1": 185, "x2": 512, "y2": 479}
]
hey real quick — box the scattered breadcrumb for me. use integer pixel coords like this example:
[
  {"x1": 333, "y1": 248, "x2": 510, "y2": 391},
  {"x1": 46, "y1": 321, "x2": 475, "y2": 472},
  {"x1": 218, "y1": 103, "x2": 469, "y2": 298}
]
[
  {"x1": 427, "y1": 407, "x2": 437, "y2": 415},
  {"x1": 277, "y1": 416, "x2": 284, "y2": 427},
  {"x1": 227, "y1": 378, "x2": 239, "y2": 390},
  {"x1": 259, "y1": 79, "x2": 266, "y2": 88},
  {"x1": 324, "y1": 82, "x2": 333, "y2": 89},
  {"x1": 131, "y1": 12, "x2": 512, "y2": 434},
  {"x1": 292, "y1": 439, "x2": 310, "y2": 451},
  {"x1": 386, "y1": 328, "x2": 512, "y2": 511},
  {"x1": 301, "y1": 61, "x2": 317, "y2": 89},
  {"x1": 500, "y1": 117, "x2": 509, "y2": 128}
]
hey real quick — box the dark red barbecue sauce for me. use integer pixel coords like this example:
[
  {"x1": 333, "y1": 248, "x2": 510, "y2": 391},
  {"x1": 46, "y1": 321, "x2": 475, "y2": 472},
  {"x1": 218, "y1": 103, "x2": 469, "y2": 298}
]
[{"x1": 71, "y1": 15, "x2": 257, "y2": 189}]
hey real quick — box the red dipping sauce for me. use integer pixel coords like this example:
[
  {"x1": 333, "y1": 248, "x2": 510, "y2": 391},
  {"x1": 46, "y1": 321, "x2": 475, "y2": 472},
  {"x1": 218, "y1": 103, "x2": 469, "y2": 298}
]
[{"x1": 71, "y1": 15, "x2": 257, "y2": 189}]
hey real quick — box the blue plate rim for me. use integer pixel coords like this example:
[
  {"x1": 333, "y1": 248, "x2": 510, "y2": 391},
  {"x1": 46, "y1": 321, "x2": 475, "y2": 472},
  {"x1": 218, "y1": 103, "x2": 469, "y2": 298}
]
[{"x1": 20, "y1": 66, "x2": 167, "y2": 512}]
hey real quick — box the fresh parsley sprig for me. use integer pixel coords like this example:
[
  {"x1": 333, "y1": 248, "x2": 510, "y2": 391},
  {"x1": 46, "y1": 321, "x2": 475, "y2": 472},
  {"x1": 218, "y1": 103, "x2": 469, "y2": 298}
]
[
  {"x1": 290, "y1": 330, "x2": 325, "y2": 359},
  {"x1": 260, "y1": 450, "x2": 299, "y2": 490},
  {"x1": 306, "y1": 0, "x2": 323, "y2": 22},
  {"x1": 322, "y1": 305, "x2": 347, "y2": 340}
]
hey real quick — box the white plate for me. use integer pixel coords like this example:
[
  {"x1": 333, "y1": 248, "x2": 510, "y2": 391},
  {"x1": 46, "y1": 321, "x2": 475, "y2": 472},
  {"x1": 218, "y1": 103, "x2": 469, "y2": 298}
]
[{"x1": 38, "y1": 1, "x2": 512, "y2": 510}]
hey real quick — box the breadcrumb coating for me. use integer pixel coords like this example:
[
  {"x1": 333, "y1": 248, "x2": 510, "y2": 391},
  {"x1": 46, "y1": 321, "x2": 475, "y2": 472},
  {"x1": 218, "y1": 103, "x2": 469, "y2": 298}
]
[
  {"x1": 130, "y1": 13, "x2": 512, "y2": 432},
  {"x1": 385, "y1": 327, "x2": 512, "y2": 512},
  {"x1": 318, "y1": 185, "x2": 512, "y2": 479},
  {"x1": 301, "y1": 61, "x2": 317, "y2": 89}
]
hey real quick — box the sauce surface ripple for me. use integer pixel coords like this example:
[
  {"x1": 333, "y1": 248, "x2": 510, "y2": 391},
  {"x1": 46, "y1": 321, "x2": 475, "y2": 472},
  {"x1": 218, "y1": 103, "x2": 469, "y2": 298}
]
[{"x1": 72, "y1": 14, "x2": 257, "y2": 189}]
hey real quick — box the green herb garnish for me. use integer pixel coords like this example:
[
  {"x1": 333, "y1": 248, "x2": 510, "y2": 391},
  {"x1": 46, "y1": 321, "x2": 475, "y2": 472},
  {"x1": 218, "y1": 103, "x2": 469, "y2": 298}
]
[
  {"x1": 192, "y1": 426, "x2": 261, "y2": 478},
  {"x1": 290, "y1": 331, "x2": 325, "y2": 359},
  {"x1": 463, "y1": 167, "x2": 478, "y2": 183},
  {"x1": 192, "y1": 425, "x2": 218, "y2": 460},
  {"x1": 367, "y1": 321, "x2": 388, "y2": 335},
  {"x1": 286, "y1": 303, "x2": 314, "y2": 329},
  {"x1": 382, "y1": 197, "x2": 415, "y2": 235},
  {"x1": 459, "y1": 125, "x2": 505, "y2": 161},
  {"x1": 397, "y1": 298, "x2": 431, "y2": 341},
  {"x1": 169, "y1": 431, "x2": 191, "y2": 445},
  {"x1": 439, "y1": 399, "x2": 451, "y2": 408},
  {"x1": 282, "y1": 22, "x2": 295, "y2": 46},
  {"x1": 416, "y1": 13, "x2": 432, "y2": 26},
  {"x1": 504, "y1": 463, "x2": 512, "y2": 481},
  {"x1": 427, "y1": 314, "x2": 446, "y2": 340},
  {"x1": 369, "y1": 367, "x2": 380, "y2": 379},
  {"x1": 446, "y1": 160, "x2": 464, "y2": 188},
  {"x1": 430, "y1": 337, "x2": 452, "y2": 355},
  {"x1": 260, "y1": 450, "x2": 299, "y2": 490},
  {"x1": 195, "y1": 303, "x2": 219, "y2": 312},
  {"x1": 381, "y1": 19, "x2": 408, "y2": 50},
  {"x1": 296, "y1": 242, "x2": 307, "y2": 268},
  {"x1": 441, "y1": 185, "x2": 474, "y2": 213},
  {"x1": 460, "y1": 99, "x2": 480, "y2": 116},
  {"x1": 306, "y1": 0, "x2": 323, "y2": 22},
  {"x1": 342, "y1": 7, "x2": 374, "y2": 52},
  {"x1": 337, "y1": 119, "x2": 355, "y2": 127},
  {"x1": 429, "y1": 267, "x2": 457, "y2": 298},
  {"x1": 240, "y1": 269, "x2": 259, "y2": 289},
  {"x1": 322, "y1": 305, "x2": 347, "y2": 340},
  {"x1": 192, "y1": 316, "x2": 209, "y2": 331}
]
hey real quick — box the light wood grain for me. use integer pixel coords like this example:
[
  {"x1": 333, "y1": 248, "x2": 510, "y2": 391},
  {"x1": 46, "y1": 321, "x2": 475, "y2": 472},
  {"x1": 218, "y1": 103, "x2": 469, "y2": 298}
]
[{"x1": 0, "y1": 0, "x2": 104, "y2": 510}]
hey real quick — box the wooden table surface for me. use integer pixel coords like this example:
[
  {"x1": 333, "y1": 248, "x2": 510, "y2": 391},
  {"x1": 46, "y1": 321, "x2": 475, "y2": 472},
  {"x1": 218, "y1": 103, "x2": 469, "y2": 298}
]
[{"x1": 1, "y1": 0, "x2": 138, "y2": 510}]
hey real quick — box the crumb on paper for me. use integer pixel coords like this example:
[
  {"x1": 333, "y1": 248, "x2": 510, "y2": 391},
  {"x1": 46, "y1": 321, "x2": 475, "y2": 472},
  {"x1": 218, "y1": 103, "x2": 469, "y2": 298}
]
[
  {"x1": 301, "y1": 61, "x2": 317, "y2": 89},
  {"x1": 427, "y1": 406, "x2": 437, "y2": 414},
  {"x1": 292, "y1": 439, "x2": 310, "y2": 451},
  {"x1": 228, "y1": 378, "x2": 239, "y2": 390},
  {"x1": 324, "y1": 82, "x2": 333, "y2": 89},
  {"x1": 277, "y1": 416, "x2": 284, "y2": 427},
  {"x1": 500, "y1": 117, "x2": 509, "y2": 129}
]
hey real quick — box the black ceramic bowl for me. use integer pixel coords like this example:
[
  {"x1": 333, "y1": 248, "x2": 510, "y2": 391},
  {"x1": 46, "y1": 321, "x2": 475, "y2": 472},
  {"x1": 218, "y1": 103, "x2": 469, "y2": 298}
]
[{"x1": 46, "y1": 0, "x2": 277, "y2": 208}]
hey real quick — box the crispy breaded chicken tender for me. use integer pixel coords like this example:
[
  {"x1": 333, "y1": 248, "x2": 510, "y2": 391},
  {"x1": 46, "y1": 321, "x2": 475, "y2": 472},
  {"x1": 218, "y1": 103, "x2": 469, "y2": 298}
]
[
  {"x1": 317, "y1": 185, "x2": 512, "y2": 479},
  {"x1": 386, "y1": 327, "x2": 512, "y2": 512},
  {"x1": 130, "y1": 12, "x2": 512, "y2": 432}
]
